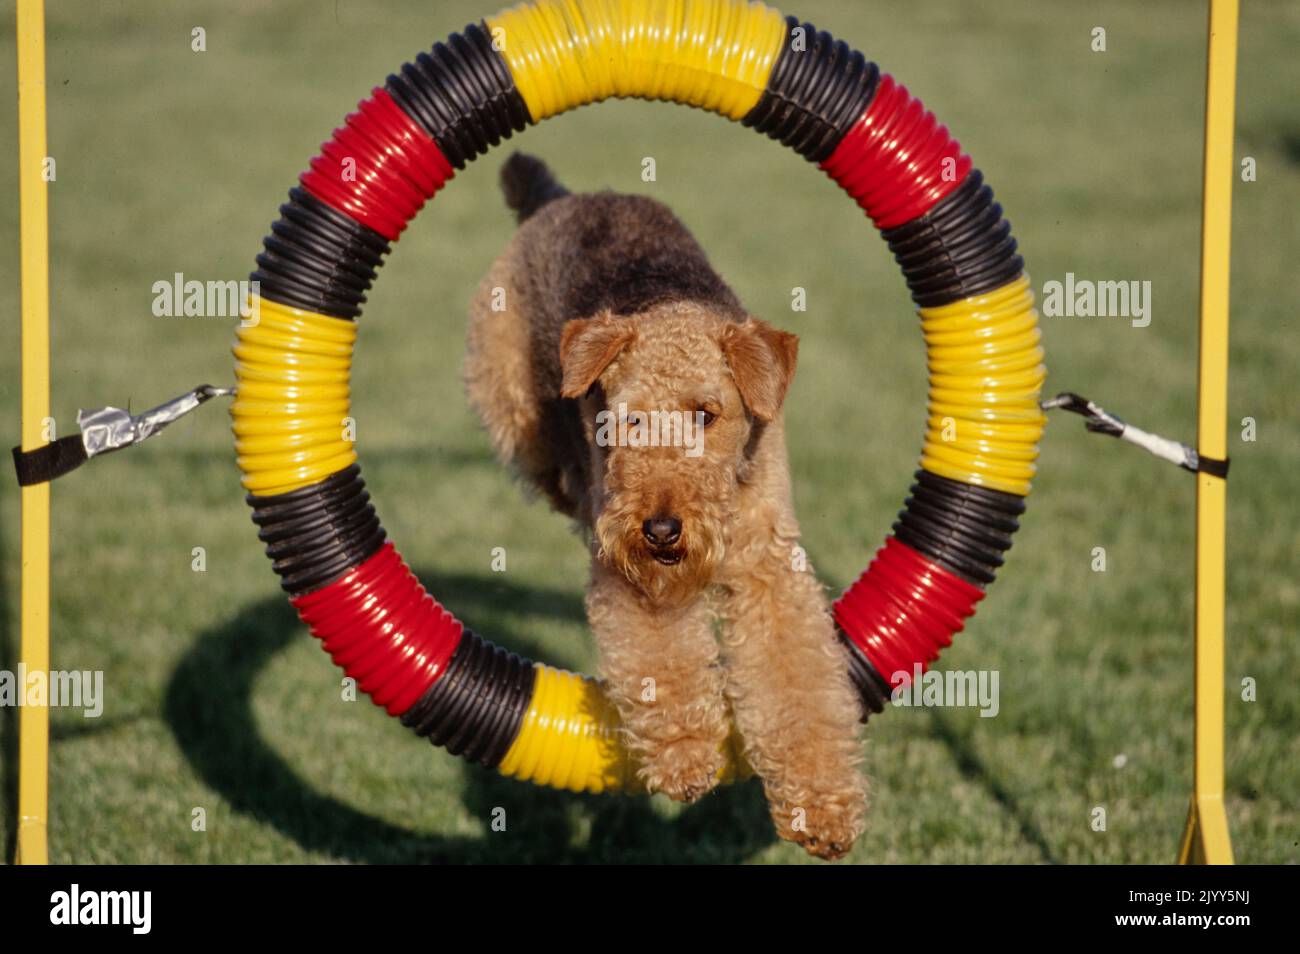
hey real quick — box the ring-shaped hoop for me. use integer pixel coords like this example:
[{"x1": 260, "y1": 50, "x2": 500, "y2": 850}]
[{"x1": 233, "y1": 0, "x2": 1045, "y2": 794}]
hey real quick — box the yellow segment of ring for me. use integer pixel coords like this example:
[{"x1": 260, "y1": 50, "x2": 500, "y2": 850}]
[
  {"x1": 497, "y1": 664, "x2": 635, "y2": 793},
  {"x1": 486, "y1": 0, "x2": 787, "y2": 122},
  {"x1": 919, "y1": 276, "x2": 1046, "y2": 497},
  {"x1": 231, "y1": 297, "x2": 358, "y2": 496},
  {"x1": 498, "y1": 663, "x2": 751, "y2": 793}
]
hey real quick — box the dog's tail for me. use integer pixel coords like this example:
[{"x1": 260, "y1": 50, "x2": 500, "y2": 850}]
[{"x1": 500, "y1": 152, "x2": 570, "y2": 223}]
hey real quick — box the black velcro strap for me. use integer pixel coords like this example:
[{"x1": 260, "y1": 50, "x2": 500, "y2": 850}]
[
  {"x1": 12, "y1": 436, "x2": 88, "y2": 486},
  {"x1": 1197, "y1": 455, "x2": 1230, "y2": 479}
]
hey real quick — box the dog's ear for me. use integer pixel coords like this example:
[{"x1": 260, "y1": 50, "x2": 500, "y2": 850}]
[
  {"x1": 720, "y1": 318, "x2": 799, "y2": 421},
  {"x1": 560, "y1": 313, "x2": 635, "y2": 398}
]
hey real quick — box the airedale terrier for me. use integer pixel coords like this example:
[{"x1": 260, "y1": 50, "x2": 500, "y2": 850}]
[{"x1": 465, "y1": 153, "x2": 866, "y2": 859}]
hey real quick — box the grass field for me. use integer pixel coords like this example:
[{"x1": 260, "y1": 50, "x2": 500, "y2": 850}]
[{"x1": 1, "y1": 0, "x2": 1296, "y2": 864}]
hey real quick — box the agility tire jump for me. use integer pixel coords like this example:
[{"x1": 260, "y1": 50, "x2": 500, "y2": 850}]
[{"x1": 232, "y1": 0, "x2": 1045, "y2": 794}]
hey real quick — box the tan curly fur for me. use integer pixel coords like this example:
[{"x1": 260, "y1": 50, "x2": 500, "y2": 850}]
[{"x1": 464, "y1": 155, "x2": 867, "y2": 859}]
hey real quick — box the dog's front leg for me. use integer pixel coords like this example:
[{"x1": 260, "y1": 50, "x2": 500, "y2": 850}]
[
  {"x1": 719, "y1": 527, "x2": 868, "y2": 859},
  {"x1": 586, "y1": 563, "x2": 729, "y2": 803}
]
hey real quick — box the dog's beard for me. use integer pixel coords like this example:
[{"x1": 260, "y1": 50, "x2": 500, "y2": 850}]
[{"x1": 595, "y1": 504, "x2": 724, "y2": 608}]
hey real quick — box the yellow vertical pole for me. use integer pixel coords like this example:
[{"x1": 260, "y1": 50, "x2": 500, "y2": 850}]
[
  {"x1": 1178, "y1": 0, "x2": 1236, "y2": 866},
  {"x1": 14, "y1": 0, "x2": 51, "y2": 865}
]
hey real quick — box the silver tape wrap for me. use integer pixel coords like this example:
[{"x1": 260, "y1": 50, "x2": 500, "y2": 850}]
[{"x1": 78, "y1": 385, "x2": 234, "y2": 458}]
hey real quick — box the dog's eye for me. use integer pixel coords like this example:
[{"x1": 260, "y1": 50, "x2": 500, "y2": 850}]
[{"x1": 698, "y1": 408, "x2": 717, "y2": 427}]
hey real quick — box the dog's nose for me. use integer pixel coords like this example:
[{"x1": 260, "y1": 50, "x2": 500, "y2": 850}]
[{"x1": 642, "y1": 515, "x2": 682, "y2": 547}]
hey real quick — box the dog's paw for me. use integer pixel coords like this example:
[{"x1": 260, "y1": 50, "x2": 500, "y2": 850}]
[
  {"x1": 639, "y1": 736, "x2": 725, "y2": 804},
  {"x1": 772, "y1": 793, "x2": 866, "y2": 861}
]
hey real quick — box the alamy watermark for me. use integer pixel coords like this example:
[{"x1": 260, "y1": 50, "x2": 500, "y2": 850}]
[
  {"x1": 152, "y1": 273, "x2": 260, "y2": 326},
  {"x1": 1042, "y1": 272, "x2": 1151, "y2": 328},
  {"x1": 0, "y1": 665, "x2": 103, "y2": 718},
  {"x1": 50, "y1": 884, "x2": 150, "y2": 934},
  {"x1": 890, "y1": 665, "x2": 1000, "y2": 717},
  {"x1": 595, "y1": 403, "x2": 707, "y2": 458}
]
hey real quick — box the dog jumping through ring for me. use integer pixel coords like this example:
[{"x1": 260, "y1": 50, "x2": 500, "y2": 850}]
[{"x1": 464, "y1": 153, "x2": 867, "y2": 859}]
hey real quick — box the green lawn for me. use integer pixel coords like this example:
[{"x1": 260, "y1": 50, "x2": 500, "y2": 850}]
[{"x1": 0, "y1": 0, "x2": 1296, "y2": 864}]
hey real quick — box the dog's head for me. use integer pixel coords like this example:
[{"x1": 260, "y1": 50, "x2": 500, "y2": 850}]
[{"x1": 560, "y1": 304, "x2": 798, "y2": 606}]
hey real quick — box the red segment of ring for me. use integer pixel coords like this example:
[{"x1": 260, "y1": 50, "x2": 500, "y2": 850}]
[
  {"x1": 300, "y1": 87, "x2": 454, "y2": 240},
  {"x1": 820, "y1": 74, "x2": 972, "y2": 230},
  {"x1": 833, "y1": 536, "x2": 985, "y2": 689},
  {"x1": 291, "y1": 542, "x2": 465, "y2": 715}
]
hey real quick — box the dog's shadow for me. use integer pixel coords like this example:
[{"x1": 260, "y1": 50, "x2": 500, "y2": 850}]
[{"x1": 163, "y1": 567, "x2": 776, "y2": 864}]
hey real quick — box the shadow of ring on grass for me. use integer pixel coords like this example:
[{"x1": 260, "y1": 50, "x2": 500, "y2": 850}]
[{"x1": 163, "y1": 568, "x2": 776, "y2": 863}]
